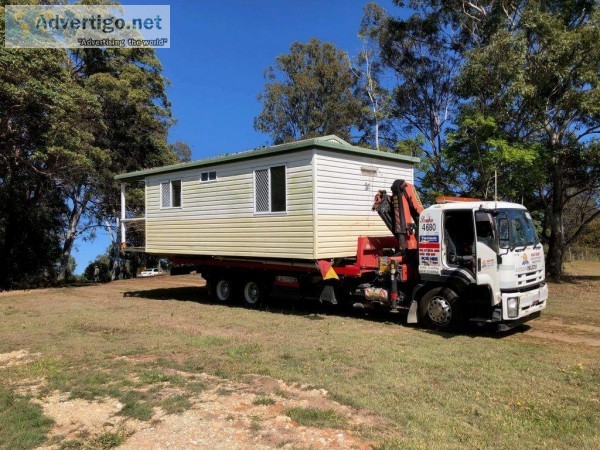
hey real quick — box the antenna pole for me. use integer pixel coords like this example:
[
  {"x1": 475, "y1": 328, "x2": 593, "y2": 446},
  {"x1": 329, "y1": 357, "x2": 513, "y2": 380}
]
[{"x1": 494, "y1": 170, "x2": 498, "y2": 209}]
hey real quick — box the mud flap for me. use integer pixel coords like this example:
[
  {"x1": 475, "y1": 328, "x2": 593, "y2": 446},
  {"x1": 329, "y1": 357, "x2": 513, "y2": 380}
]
[
  {"x1": 407, "y1": 300, "x2": 418, "y2": 324},
  {"x1": 319, "y1": 285, "x2": 338, "y2": 305}
]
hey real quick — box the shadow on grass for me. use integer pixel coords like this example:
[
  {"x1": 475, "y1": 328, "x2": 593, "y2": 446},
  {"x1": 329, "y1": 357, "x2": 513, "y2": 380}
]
[
  {"x1": 124, "y1": 285, "x2": 407, "y2": 324},
  {"x1": 557, "y1": 274, "x2": 600, "y2": 284},
  {"x1": 122, "y1": 286, "x2": 529, "y2": 338},
  {"x1": 423, "y1": 323, "x2": 533, "y2": 340},
  {"x1": 124, "y1": 286, "x2": 205, "y2": 302}
]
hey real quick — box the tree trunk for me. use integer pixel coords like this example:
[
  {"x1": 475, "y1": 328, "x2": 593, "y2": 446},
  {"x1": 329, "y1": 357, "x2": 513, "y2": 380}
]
[
  {"x1": 57, "y1": 200, "x2": 85, "y2": 282},
  {"x1": 0, "y1": 206, "x2": 17, "y2": 290},
  {"x1": 546, "y1": 161, "x2": 564, "y2": 280},
  {"x1": 104, "y1": 218, "x2": 120, "y2": 281}
]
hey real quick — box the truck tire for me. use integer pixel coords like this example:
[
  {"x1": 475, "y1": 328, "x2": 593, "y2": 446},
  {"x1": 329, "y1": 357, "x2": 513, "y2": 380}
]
[
  {"x1": 242, "y1": 279, "x2": 268, "y2": 308},
  {"x1": 214, "y1": 277, "x2": 236, "y2": 304},
  {"x1": 419, "y1": 287, "x2": 464, "y2": 331}
]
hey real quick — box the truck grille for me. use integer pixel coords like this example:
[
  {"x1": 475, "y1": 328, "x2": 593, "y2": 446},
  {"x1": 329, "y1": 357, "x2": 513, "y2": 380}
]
[{"x1": 517, "y1": 268, "x2": 544, "y2": 286}]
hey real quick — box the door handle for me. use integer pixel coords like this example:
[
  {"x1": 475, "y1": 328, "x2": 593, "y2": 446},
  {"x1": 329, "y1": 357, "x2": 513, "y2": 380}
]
[{"x1": 477, "y1": 258, "x2": 482, "y2": 271}]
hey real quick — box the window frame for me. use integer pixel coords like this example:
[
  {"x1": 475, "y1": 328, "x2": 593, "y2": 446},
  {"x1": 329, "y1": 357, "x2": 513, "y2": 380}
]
[
  {"x1": 200, "y1": 171, "x2": 218, "y2": 183},
  {"x1": 160, "y1": 179, "x2": 183, "y2": 209},
  {"x1": 475, "y1": 210, "x2": 499, "y2": 253},
  {"x1": 253, "y1": 164, "x2": 287, "y2": 215}
]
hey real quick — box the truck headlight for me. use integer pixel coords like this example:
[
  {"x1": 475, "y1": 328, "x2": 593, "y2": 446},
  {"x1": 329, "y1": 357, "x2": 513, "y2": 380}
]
[{"x1": 507, "y1": 297, "x2": 519, "y2": 318}]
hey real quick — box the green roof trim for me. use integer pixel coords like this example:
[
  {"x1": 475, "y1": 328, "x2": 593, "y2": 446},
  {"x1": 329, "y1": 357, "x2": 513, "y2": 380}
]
[{"x1": 114, "y1": 135, "x2": 419, "y2": 182}]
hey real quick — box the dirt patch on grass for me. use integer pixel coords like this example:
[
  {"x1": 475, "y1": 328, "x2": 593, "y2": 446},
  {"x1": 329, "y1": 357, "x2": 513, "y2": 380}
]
[
  {"x1": 0, "y1": 349, "x2": 40, "y2": 368},
  {"x1": 539, "y1": 317, "x2": 600, "y2": 335},
  {"x1": 526, "y1": 329, "x2": 600, "y2": 347},
  {"x1": 525, "y1": 317, "x2": 600, "y2": 347},
  {"x1": 32, "y1": 372, "x2": 376, "y2": 449},
  {"x1": 34, "y1": 393, "x2": 130, "y2": 446}
]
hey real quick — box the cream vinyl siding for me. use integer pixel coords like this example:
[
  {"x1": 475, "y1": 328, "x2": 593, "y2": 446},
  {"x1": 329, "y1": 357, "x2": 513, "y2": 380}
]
[
  {"x1": 145, "y1": 150, "x2": 314, "y2": 259},
  {"x1": 314, "y1": 149, "x2": 414, "y2": 259},
  {"x1": 141, "y1": 146, "x2": 414, "y2": 260}
]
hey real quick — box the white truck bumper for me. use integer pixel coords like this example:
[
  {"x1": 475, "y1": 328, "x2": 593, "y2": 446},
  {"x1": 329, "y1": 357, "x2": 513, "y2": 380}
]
[{"x1": 501, "y1": 283, "x2": 548, "y2": 321}]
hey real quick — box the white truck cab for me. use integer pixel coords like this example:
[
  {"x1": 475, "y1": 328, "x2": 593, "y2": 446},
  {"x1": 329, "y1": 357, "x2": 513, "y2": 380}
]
[{"x1": 417, "y1": 200, "x2": 548, "y2": 330}]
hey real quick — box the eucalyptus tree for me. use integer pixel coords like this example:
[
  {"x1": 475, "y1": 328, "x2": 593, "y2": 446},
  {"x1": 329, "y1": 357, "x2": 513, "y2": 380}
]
[
  {"x1": 361, "y1": 2, "x2": 461, "y2": 198},
  {"x1": 447, "y1": 0, "x2": 600, "y2": 279},
  {"x1": 254, "y1": 38, "x2": 363, "y2": 144},
  {"x1": 367, "y1": 0, "x2": 600, "y2": 278}
]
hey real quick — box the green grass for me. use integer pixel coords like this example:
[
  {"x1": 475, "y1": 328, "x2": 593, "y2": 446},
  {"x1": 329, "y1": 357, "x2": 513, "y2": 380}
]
[
  {"x1": 250, "y1": 416, "x2": 262, "y2": 432},
  {"x1": 1, "y1": 263, "x2": 599, "y2": 448},
  {"x1": 187, "y1": 380, "x2": 207, "y2": 393},
  {"x1": 161, "y1": 394, "x2": 192, "y2": 414},
  {"x1": 139, "y1": 369, "x2": 172, "y2": 384},
  {"x1": 119, "y1": 391, "x2": 153, "y2": 420},
  {"x1": 284, "y1": 407, "x2": 347, "y2": 429},
  {"x1": 91, "y1": 431, "x2": 124, "y2": 449},
  {"x1": 253, "y1": 395, "x2": 276, "y2": 406},
  {"x1": 227, "y1": 343, "x2": 261, "y2": 359},
  {"x1": 189, "y1": 335, "x2": 229, "y2": 347},
  {"x1": 58, "y1": 439, "x2": 84, "y2": 449},
  {"x1": 0, "y1": 387, "x2": 53, "y2": 449}
]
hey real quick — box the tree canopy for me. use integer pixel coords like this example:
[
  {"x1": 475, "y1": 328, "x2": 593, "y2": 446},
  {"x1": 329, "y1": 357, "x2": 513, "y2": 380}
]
[
  {"x1": 448, "y1": 0, "x2": 600, "y2": 278},
  {"x1": 255, "y1": 1, "x2": 599, "y2": 278},
  {"x1": 254, "y1": 38, "x2": 363, "y2": 144},
  {"x1": 0, "y1": 4, "x2": 178, "y2": 288},
  {"x1": 349, "y1": 0, "x2": 599, "y2": 278}
]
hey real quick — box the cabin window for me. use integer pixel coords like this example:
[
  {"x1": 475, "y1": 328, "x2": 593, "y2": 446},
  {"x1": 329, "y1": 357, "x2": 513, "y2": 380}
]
[
  {"x1": 200, "y1": 171, "x2": 217, "y2": 182},
  {"x1": 161, "y1": 180, "x2": 182, "y2": 208},
  {"x1": 254, "y1": 165, "x2": 286, "y2": 213},
  {"x1": 475, "y1": 211, "x2": 498, "y2": 252}
]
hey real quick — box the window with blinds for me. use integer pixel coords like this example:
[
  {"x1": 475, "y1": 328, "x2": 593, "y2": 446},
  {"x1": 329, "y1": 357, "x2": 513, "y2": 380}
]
[
  {"x1": 254, "y1": 166, "x2": 286, "y2": 213},
  {"x1": 161, "y1": 180, "x2": 182, "y2": 208},
  {"x1": 161, "y1": 181, "x2": 170, "y2": 208}
]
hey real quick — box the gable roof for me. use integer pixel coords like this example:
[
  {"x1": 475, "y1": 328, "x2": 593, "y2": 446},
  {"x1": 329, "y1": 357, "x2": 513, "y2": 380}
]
[{"x1": 115, "y1": 135, "x2": 419, "y2": 182}]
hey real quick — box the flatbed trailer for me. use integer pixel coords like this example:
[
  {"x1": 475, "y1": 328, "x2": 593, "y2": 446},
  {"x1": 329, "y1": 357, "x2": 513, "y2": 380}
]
[{"x1": 170, "y1": 234, "x2": 402, "y2": 302}]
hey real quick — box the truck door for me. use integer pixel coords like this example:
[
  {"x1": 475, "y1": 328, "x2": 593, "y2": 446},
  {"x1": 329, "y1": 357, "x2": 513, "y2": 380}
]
[{"x1": 474, "y1": 211, "x2": 500, "y2": 299}]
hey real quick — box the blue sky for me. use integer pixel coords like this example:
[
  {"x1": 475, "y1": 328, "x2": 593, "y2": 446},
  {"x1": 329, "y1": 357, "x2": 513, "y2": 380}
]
[{"x1": 73, "y1": 0, "x2": 404, "y2": 273}]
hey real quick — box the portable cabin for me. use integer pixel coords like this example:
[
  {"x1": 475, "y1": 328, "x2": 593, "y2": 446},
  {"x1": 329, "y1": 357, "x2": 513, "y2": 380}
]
[{"x1": 115, "y1": 135, "x2": 418, "y2": 261}]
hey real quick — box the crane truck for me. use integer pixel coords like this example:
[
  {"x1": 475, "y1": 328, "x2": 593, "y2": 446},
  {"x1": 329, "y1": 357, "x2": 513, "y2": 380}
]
[{"x1": 172, "y1": 179, "x2": 547, "y2": 331}]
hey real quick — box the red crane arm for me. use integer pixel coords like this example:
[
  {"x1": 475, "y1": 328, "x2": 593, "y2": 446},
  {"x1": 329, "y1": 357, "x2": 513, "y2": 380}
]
[{"x1": 372, "y1": 180, "x2": 424, "y2": 252}]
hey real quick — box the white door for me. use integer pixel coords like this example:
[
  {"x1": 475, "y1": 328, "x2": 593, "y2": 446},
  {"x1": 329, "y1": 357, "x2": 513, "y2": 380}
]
[{"x1": 475, "y1": 211, "x2": 501, "y2": 299}]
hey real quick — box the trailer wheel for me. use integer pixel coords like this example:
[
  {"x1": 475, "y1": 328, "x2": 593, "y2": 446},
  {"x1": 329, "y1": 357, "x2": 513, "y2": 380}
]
[
  {"x1": 419, "y1": 287, "x2": 463, "y2": 331},
  {"x1": 215, "y1": 278, "x2": 235, "y2": 303},
  {"x1": 242, "y1": 279, "x2": 267, "y2": 307}
]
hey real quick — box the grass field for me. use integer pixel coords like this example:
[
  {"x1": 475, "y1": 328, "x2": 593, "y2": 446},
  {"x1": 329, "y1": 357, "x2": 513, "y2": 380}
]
[{"x1": 0, "y1": 261, "x2": 599, "y2": 449}]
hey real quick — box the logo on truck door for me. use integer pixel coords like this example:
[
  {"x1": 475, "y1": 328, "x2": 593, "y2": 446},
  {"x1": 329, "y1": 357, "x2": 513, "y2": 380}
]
[
  {"x1": 418, "y1": 215, "x2": 442, "y2": 274},
  {"x1": 420, "y1": 216, "x2": 437, "y2": 232},
  {"x1": 419, "y1": 235, "x2": 440, "y2": 265},
  {"x1": 515, "y1": 250, "x2": 543, "y2": 273}
]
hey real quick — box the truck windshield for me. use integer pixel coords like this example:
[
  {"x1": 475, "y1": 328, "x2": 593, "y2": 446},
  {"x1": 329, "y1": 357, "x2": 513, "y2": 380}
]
[{"x1": 495, "y1": 209, "x2": 539, "y2": 249}]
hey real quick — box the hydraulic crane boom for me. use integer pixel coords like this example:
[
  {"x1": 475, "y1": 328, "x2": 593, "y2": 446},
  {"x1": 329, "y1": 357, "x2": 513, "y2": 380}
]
[{"x1": 372, "y1": 179, "x2": 424, "y2": 252}]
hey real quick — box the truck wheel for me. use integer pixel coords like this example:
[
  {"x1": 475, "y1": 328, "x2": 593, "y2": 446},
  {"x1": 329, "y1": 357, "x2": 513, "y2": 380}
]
[
  {"x1": 215, "y1": 278, "x2": 235, "y2": 303},
  {"x1": 419, "y1": 287, "x2": 463, "y2": 331},
  {"x1": 242, "y1": 280, "x2": 267, "y2": 308}
]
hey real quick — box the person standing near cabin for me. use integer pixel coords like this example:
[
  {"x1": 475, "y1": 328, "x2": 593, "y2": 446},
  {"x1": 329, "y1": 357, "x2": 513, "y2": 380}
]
[{"x1": 93, "y1": 265, "x2": 100, "y2": 282}]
